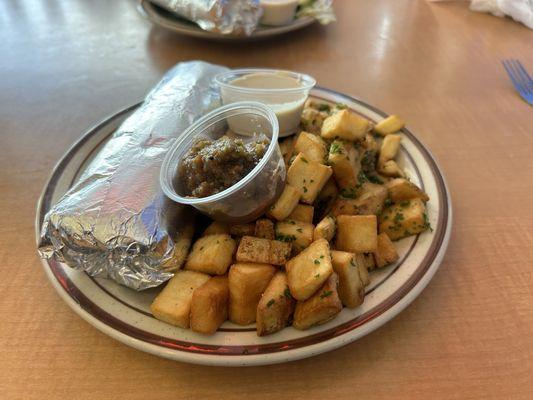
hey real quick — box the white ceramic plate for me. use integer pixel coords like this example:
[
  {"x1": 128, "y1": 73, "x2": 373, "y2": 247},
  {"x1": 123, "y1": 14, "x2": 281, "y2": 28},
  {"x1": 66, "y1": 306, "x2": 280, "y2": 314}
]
[
  {"x1": 138, "y1": 0, "x2": 316, "y2": 42},
  {"x1": 35, "y1": 87, "x2": 452, "y2": 366}
]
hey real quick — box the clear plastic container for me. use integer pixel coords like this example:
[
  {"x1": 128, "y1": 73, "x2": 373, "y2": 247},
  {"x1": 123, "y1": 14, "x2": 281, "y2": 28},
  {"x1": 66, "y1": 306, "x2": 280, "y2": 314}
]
[
  {"x1": 160, "y1": 101, "x2": 286, "y2": 224},
  {"x1": 215, "y1": 68, "x2": 316, "y2": 137}
]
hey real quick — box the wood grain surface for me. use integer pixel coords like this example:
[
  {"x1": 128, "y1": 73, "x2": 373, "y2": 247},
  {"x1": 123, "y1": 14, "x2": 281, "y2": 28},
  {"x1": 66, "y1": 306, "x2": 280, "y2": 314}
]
[{"x1": 1, "y1": 0, "x2": 532, "y2": 399}]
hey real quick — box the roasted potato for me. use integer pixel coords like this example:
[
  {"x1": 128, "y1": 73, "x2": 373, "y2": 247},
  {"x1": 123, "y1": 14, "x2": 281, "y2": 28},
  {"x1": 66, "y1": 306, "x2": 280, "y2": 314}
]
[
  {"x1": 254, "y1": 218, "x2": 275, "y2": 240},
  {"x1": 203, "y1": 221, "x2": 230, "y2": 236},
  {"x1": 301, "y1": 107, "x2": 328, "y2": 134},
  {"x1": 150, "y1": 270, "x2": 210, "y2": 328},
  {"x1": 236, "y1": 236, "x2": 291, "y2": 266},
  {"x1": 162, "y1": 221, "x2": 195, "y2": 272},
  {"x1": 256, "y1": 272, "x2": 295, "y2": 336},
  {"x1": 294, "y1": 131, "x2": 327, "y2": 163},
  {"x1": 190, "y1": 276, "x2": 229, "y2": 335},
  {"x1": 385, "y1": 178, "x2": 429, "y2": 202},
  {"x1": 268, "y1": 184, "x2": 302, "y2": 221},
  {"x1": 275, "y1": 219, "x2": 314, "y2": 254},
  {"x1": 293, "y1": 273, "x2": 342, "y2": 330},
  {"x1": 378, "y1": 134, "x2": 401, "y2": 167},
  {"x1": 352, "y1": 184, "x2": 388, "y2": 215},
  {"x1": 378, "y1": 160, "x2": 405, "y2": 178},
  {"x1": 321, "y1": 109, "x2": 370, "y2": 141},
  {"x1": 330, "y1": 250, "x2": 365, "y2": 308},
  {"x1": 185, "y1": 234, "x2": 236, "y2": 275},
  {"x1": 328, "y1": 139, "x2": 361, "y2": 190},
  {"x1": 314, "y1": 177, "x2": 339, "y2": 219},
  {"x1": 379, "y1": 198, "x2": 429, "y2": 240},
  {"x1": 286, "y1": 238, "x2": 333, "y2": 301},
  {"x1": 374, "y1": 115, "x2": 405, "y2": 136},
  {"x1": 279, "y1": 135, "x2": 296, "y2": 166},
  {"x1": 336, "y1": 215, "x2": 378, "y2": 253},
  {"x1": 374, "y1": 233, "x2": 400, "y2": 268},
  {"x1": 228, "y1": 263, "x2": 276, "y2": 325},
  {"x1": 287, "y1": 152, "x2": 333, "y2": 204},
  {"x1": 361, "y1": 252, "x2": 376, "y2": 271},
  {"x1": 313, "y1": 215, "x2": 336, "y2": 242},
  {"x1": 330, "y1": 197, "x2": 359, "y2": 217},
  {"x1": 287, "y1": 204, "x2": 314, "y2": 224},
  {"x1": 230, "y1": 223, "x2": 255, "y2": 237},
  {"x1": 354, "y1": 253, "x2": 370, "y2": 286}
]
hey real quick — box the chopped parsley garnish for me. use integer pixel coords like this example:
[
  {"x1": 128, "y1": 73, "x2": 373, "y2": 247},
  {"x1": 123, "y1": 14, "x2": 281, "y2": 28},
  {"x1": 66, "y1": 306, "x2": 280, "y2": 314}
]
[
  {"x1": 384, "y1": 198, "x2": 393, "y2": 208},
  {"x1": 317, "y1": 103, "x2": 331, "y2": 112},
  {"x1": 296, "y1": 227, "x2": 303, "y2": 233},
  {"x1": 301, "y1": 156, "x2": 309, "y2": 163},
  {"x1": 335, "y1": 103, "x2": 347, "y2": 110},
  {"x1": 329, "y1": 142, "x2": 343, "y2": 155},
  {"x1": 276, "y1": 233, "x2": 297, "y2": 242},
  {"x1": 400, "y1": 200, "x2": 410, "y2": 208},
  {"x1": 350, "y1": 258, "x2": 357, "y2": 267},
  {"x1": 284, "y1": 288, "x2": 292, "y2": 299},
  {"x1": 393, "y1": 212, "x2": 405, "y2": 224},
  {"x1": 303, "y1": 186, "x2": 308, "y2": 193},
  {"x1": 267, "y1": 299, "x2": 275, "y2": 307},
  {"x1": 320, "y1": 290, "x2": 333, "y2": 299},
  {"x1": 314, "y1": 273, "x2": 320, "y2": 279},
  {"x1": 314, "y1": 259, "x2": 321, "y2": 265}
]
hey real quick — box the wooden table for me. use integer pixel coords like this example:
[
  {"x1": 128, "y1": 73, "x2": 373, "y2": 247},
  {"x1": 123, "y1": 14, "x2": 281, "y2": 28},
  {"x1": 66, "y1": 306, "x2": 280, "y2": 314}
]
[{"x1": 1, "y1": 0, "x2": 532, "y2": 398}]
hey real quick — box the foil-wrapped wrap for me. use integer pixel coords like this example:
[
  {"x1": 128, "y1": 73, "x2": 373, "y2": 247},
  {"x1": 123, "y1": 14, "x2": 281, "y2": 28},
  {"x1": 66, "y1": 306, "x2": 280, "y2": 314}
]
[
  {"x1": 38, "y1": 61, "x2": 229, "y2": 290},
  {"x1": 151, "y1": 0, "x2": 262, "y2": 35}
]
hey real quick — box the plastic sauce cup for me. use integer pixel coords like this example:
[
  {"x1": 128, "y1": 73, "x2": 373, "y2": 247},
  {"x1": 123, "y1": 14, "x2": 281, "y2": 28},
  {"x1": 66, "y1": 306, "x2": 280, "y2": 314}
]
[
  {"x1": 160, "y1": 101, "x2": 286, "y2": 223},
  {"x1": 215, "y1": 68, "x2": 316, "y2": 137}
]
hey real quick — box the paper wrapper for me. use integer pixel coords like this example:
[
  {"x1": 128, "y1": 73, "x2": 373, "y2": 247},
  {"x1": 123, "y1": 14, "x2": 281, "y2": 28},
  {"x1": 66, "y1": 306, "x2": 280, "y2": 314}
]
[
  {"x1": 150, "y1": 0, "x2": 262, "y2": 35},
  {"x1": 38, "y1": 61, "x2": 229, "y2": 290}
]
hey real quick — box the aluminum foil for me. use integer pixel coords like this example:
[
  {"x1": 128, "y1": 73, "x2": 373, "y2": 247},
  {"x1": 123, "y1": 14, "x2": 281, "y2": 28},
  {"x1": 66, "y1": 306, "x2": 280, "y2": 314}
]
[
  {"x1": 38, "y1": 61, "x2": 229, "y2": 290},
  {"x1": 151, "y1": 0, "x2": 262, "y2": 35}
]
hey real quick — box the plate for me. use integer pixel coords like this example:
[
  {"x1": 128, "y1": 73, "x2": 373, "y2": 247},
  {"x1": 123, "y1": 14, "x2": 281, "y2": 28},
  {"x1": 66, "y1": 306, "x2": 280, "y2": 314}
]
[
  {"x1": 35, "y1": 87, "x2": 452, "y2": 366},
  {"x1": 138, "y1": 0, "x2": 316, "y2": 42}
]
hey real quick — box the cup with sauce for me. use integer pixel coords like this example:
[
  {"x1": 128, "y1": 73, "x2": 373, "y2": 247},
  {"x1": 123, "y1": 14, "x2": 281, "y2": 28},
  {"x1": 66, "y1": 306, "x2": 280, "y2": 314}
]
[
  {"x1": 160, "y1": 101, "x2": 285, "y2": 223},
  {"x1": 215, "y1": 68, "x2": 316, "y2": 137}
]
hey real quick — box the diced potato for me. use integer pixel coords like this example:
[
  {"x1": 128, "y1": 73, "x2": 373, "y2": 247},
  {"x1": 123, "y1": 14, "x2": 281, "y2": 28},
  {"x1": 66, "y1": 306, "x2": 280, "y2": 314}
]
[
  {"x1": 287, "y1": 153, "x2": 333, "y2": 204},
  {"x1": 268, "y1": 184, "x2": 302, "y2": 221},
  {"x1": 378, "y1": 160, "x2": 405, "y2": 178},
  {"x1": 361, "y1": 133, "x2": 379, "y2": 153},
  {"x1": 374, "y1": 233, "x2": 400, "y2": 268},
  {"x1": 150, "y1": 271, "x2": 210, "y2": 328},
  {"x1": 321, "y1": 109, "x2": 370, "y2": 141},
  {"x1": 378, "y1": 134, "x2": 401, "y2": 166},
  {"x1": 286, "y1": 239, "x2": 333, "y2": 301},
  {"x1": 314, "y1": 177, "x2": 339, "y2": 219},
  {"x1": 275, "y1": 220, "x2": 314, "y2": 254},
  {"x1": 301, "y1": 107, "x2": 328, "y2": 134},
  {"x1": 162, "y1": 221, "x2": 195, "y2": 272},
  {"x1": 361, "y1": 252, "x2": 376, "y2": 271},
  {"x1": 354, "y1": 253, "x2": 370, "y2": 286},
  {"x1": 185, "y1": 234, "x2": 236, "y2": 275},
  {"x1": 336, "y1": 215, "x2": 378, "y2": 253},
  {"x1": 228, "y1": 263, "x2": 276, "y2": 325},
  {"x1": 279, "y1": 135, "x2": 296, "y2": 166},
  {"x1": 294, "y1": 131, "x2": 327, "y2": 163},
  {"x1": 230, "y1": 223, "x2": 255, "y2": 237},
  {"x1": 190, "y1": 276, "x2": 229, "y2": 335},
  {"x1": 374, "y1": 115, "x2": 405, "y2": 136},
  {"x1": 256, "y1": 272, "x2": 295, "y2": 336},
  {"x1": 385, "y1": 178, "x2": 429, "y2": 202},
  {"x1": 379, "y1": 198, "x2": 429, "y2": 240},
  {"x1": 236, "y1": 236, "x2": 291, "y2": 266},
  {"x1": 330, "y1": 250, "x2": 365, "y2": 308},
  {"x1": 203, "y1": 221, "x2": 230, "y2": 236},
  {"x1": 287, "y1": 204, "x2": 314, "y2": 224},
  {"x1": 352, "y1": 184, "x2": 388, "y2": 215},
  {"x1": 254, "y1": 218, "x2": 275, "y2": 240},
  {"x1": 293, "y1": 273, "x2": 342, "y2": 330},
  {"x1": 328, "y1": 140, "x2": 361, "y2": 189},
  {"x1": 313, "y1": 215, "x2": 336, "y2": 242},
  {"x1": 330, "y1": 197, "x2": 359, "y2": 217}
]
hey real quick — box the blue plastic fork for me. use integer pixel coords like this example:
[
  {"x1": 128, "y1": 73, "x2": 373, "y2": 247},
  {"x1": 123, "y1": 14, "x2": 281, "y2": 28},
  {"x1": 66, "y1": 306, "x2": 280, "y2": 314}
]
[{"x1": 502, "y1": 59, "x2": 533, "y2": 105}]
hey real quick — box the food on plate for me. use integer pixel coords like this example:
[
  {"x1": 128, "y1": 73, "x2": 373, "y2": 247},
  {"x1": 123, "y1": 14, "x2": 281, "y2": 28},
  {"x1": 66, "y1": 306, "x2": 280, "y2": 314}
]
[
  {"x1": 373, "y1": 114, "x2": 405, "y2": 136},
  {"x1": 151, "y1": 270, "x2": 210, "y2": 328},
  {"x1": 287, "y1": 152, "x2": 333, "y2": 204},
  {"x1": 267, "y1": 184, "x2": 302, "y2": 221},
  {"x1": 330, "y1": 250, "x2": 365, "y2": 308},
  {"x1": 256, "y1": 272, "x2": 295, "y2": 336},
  {"x1": 229, "y1": 262, "x2": 276, "y2": 325},
  {"x1": 184, "y1": 234, "x2": 236, "y2": 275},
  {"x1": 286, "y1": 239, "x2": 333, "y2": 301},
  {"x1": 379, "y1": 198, "x2": 429, "y2": 241},
  {"x1": 151, "y1": 100, "x2": 431, "y2": 336},
  {"x1": 293, "y1": 273, "x2": 343, "y2": 330},
  {"x1": 335, "y1": 215, "x2": 378, "y2": 253},
  {"x1": 190, "y1": 276, "x2": 229, "y2": 335},
  {"x1": 179, "y1": 135, "x2": 269, "y2": 198}
]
